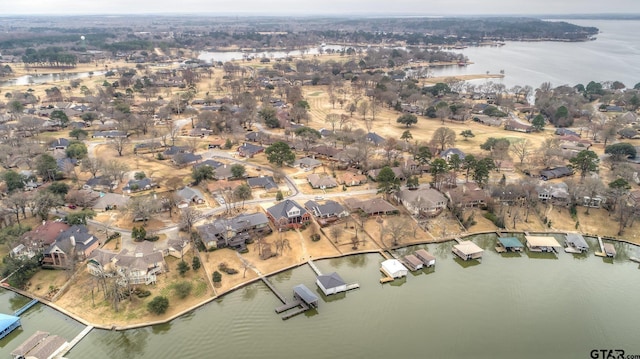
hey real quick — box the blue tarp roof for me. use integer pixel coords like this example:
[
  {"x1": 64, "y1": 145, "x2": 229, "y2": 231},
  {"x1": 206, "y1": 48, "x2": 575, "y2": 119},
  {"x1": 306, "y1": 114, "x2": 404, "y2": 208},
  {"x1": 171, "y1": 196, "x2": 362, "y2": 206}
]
[
  {"x1": 0, "y1": 313, "x2": 20, "y2": 331},
  {"x1": 498, "y1": 237, "x2": 524, "y2": 248}
]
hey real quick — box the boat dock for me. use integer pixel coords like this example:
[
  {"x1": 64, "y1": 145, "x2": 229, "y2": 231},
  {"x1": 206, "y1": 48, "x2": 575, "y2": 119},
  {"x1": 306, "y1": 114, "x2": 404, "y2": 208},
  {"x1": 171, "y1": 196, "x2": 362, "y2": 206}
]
[
  {"x1": 260, "y1": 276, "x2": 286, "y2": 304},
  {"x1": 564, "y1": 247, "x2": 582, "y2": 254},
  {"x1": 57, "y1": 325, "x2": 94, "y2": 357},
  {"x1": 379, "y1": 267, "x2": 394, "y2": 284},
  {"x1": 308, "y1": 260, "x2": 322, "y2": 276},
  {"x1": 14, "y1": 298, "x2": 38, "y2": 316},
  {"x1": 630, "y1": 257, "x2": 640, "y2": 264}
]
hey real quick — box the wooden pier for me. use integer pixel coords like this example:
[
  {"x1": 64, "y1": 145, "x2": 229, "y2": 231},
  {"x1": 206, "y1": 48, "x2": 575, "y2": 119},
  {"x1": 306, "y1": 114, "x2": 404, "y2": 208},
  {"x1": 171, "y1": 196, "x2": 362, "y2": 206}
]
[
  {"x1": 279, "y1": 302, "x2": 310, "y2": 320},
  {"x1": 379, "y1": 268, "x2": 394, "y2": 284},
  {"x1": 275, "y1": 300, "x2": 304, "y2": 314},
  {"x1": 307, "y1": 260, "x2": 322, "y2": 276},
  {"x1": 564, "y1": 247, "x2": 582, "y2": 254},
  {"x1": 260, "y1": 276, "x2": 286, "y2": 304},
  {"x1": 345, "y1": 283, "x2": 360, "y2": 291},
  {"x1": 57, "y1": 325, "x2": 94, "y2": 357},
  {"x1": 630, "y1": 257, "x2": 640, "y2": 264},
  {"x1": 14, "y1": 298, "x2": 38, "y2": 316},
  {"x1": 595, "y1": 236, "x2": 607, "y2": 257}
]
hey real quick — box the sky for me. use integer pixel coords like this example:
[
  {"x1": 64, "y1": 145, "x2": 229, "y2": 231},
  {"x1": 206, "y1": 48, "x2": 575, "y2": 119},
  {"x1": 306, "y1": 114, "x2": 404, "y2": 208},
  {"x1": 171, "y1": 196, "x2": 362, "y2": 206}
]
[{"x1": 2, "y1": 0, "x2": 639, "y2": 16}]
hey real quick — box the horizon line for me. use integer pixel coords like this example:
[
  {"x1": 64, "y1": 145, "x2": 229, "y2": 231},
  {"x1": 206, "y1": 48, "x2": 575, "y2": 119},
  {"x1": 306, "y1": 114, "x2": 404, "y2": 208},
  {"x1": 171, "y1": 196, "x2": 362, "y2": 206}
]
[{"x1": 1, "y1": 12, "x2": 639, "y2": 17}]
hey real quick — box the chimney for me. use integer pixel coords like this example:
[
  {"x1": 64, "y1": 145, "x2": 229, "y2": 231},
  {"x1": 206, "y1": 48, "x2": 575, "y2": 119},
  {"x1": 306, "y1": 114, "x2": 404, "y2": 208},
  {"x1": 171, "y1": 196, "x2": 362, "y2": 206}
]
[{"x1": 70, "y1": 235, "x2": 76, "y2": 247}]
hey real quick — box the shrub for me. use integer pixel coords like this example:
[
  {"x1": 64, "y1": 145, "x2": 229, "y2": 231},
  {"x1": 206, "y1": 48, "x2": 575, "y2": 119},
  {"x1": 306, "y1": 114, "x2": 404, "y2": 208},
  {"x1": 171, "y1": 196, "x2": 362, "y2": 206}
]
[
  {"x1": 192, "y1": 256, "x2": 201, "y2": 270},
  {"x1": 212, "y1": 271, "x2": 222, "y2": 283},
  {"x1": 177, "y1": 261, "x2": 190, "y2": 276},
  {"x1": 174, "y1": 281, "x2": 193, "y2": 299},
  {"x1": 147, "y1": 296, "x2": 169, "y2": 315},
  {"x1": 311, "y1": 233, "x2": 321, "y2": 242},
  {"x1": 134, "y1": 288, "x2": 151, "y2": 298}
]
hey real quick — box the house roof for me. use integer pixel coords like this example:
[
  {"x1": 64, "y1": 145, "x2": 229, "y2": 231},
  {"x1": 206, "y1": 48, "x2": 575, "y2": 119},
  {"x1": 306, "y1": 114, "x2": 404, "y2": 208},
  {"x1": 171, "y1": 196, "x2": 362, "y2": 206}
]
[
  {"x1": 525, "y1": 236, "x2": 562, "y2": 248},
  {"x1": 46, "y1": 225, "x2": 97, "y2": 255},
  {"x1": 49, "y1": 138, "x2": 70, "y2": 148},
  {"x1": 0, "y1": 313, "x2": 20, "y2": 332},
  {"x1": 123, "y1": 178, "x2": 153, "y2": 191},
  {"x1": 498, "y1": 237, "x2": 524, "y2": 248},
  {"x1": 344, "y1": 197, "x2": 396, "y2": 215},
  {"x1": 381, "y1": 259, "x2": 408, "y2": 274},
  {"x1": 23, "y1": 221, "x2": 70, "y2": 246},
  {"x1": 307, "y1": 173, "x2": 338, "y2": 188},
  {"x1": 92, "y1": 192, "x2": 130, "y2": 210},
  {"x1": 177, "y1": 186, "x2": 204, "y2": 202},
  {"x1": 317, "y1": 272, "x2": 346, "y2": 289},
  {"x1": 266, "y1": 199, "x2": 307, "y2": 220},
  {"x1": 173, "y1": 152, "x2": 202, "y2": 165},
  {"x1": 85, "y1": 175, "x2": 115, "y2": 188},
  {"x1": 293, "y1": 284, "x2": 319, "y2": 305},
  {"x1": 293, "y1": 157, "x2": 322, "y2": 168},
  {"x1": 247, "y1": 176, "x2": 278, "y2": 190},
  {"x1": 304, "y1": 200, "x2": 346, "y2": 217},
  {"x1": 453, "y1": 241, "x2": 484, "y2": 256},
  {"x1": 366, "y1": 132, "x2": 385, "y2": 145},
  {"x1": 440, "y1": 148, "x2": 466, "y2": 159},
  {"x1": 396, "y1": 188, "x2": 447, "y2": 208},
  {"x1": 11, "y1": 331, "x2": 49, "y2": 357},
  {"x1": 163, "y1": 146, "x2": 188, "y2": 156},
  {"x1": 403, "y1": 254, "x2": 423, "y2": 268},
  {"x1": 414, "y1": 249, "x2": 436, "y2": 262},
  {"x1": 238, "y1": 142, "x2": 264, "y2": 155},
  {"x1": 446, "y1": 182, "x2": 488, "y2": 204},
  {"x1": 565, "y1": 233, "x2": 589, "y2": 249},
  {"x1": 27, "y1": 334, "x2": 67, "y2": 359}
]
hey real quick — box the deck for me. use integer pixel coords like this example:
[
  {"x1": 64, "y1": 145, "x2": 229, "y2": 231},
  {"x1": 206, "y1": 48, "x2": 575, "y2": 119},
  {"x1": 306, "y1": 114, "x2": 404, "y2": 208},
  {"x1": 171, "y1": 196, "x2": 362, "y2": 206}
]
[
  {"x1": 307, "y1": 260, "x2": 322, "y2": 276},
  {"x1": 379, "y1": 267, "x2": 394, "y2": 284},
  {"x1": 275, "y1": 299, "x2": 311, "y2": 320},
  {"x1": 564, "y1": 247, "x2": 582, "y2": 254},
  {"x1": 495, "y1": 246, "x2": 507, "y2": 253}
]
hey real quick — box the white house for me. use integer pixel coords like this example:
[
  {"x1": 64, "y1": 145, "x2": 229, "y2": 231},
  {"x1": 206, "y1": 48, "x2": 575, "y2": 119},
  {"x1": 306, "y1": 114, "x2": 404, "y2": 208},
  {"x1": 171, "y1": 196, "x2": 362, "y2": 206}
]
[
  {"x1": 316, "y1": 272, "x2": 347, "y2": 296},
  {"x1": 381, "y1": 259, "x2": 408, "y2": 278}
]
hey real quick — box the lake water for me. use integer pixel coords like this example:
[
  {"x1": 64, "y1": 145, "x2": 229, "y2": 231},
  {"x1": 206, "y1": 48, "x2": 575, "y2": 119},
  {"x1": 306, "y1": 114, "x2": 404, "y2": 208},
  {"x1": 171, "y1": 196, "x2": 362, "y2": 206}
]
[
  {"x1": 198, "y1": 20, "x2": 640, "y2": 90},
  {"x1": 1, "y1": 234, "x2": 623, "y2": 359},
  {"x1": 0, "y1": 71, "x2": 106, "y2": 87}
]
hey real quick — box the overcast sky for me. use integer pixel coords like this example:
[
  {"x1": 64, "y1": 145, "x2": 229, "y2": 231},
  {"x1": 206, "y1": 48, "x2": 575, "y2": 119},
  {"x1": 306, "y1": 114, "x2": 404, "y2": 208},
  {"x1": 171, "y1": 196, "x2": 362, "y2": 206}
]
[{"x1": 3, "y1": 0, "x2": 639, "y2": 16}]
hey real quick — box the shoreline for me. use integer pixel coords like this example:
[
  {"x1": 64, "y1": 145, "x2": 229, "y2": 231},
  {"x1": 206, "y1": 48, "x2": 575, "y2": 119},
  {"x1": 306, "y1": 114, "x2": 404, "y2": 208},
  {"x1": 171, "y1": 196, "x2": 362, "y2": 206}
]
[{"x1": 2, "y1": 229, "x2": 637, "y2": 331}]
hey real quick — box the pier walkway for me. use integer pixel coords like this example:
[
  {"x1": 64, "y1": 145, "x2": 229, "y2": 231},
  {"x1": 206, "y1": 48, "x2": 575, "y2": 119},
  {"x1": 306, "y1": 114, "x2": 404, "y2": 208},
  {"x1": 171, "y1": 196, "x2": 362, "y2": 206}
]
[
  {"x1": 56, "y1": 325, "x2": 94, "y2": 358},
  {"x1": 595, "y1": 236, "x2": 606, "y2": 257},
  {"x1": 307, "y1": 260, "x2": 322, "y2": 276},
  {"x1": 14, "y1": 298, "x2": 38, "y2": 316},
  {"x1": 260, "y1": 276, "x2": 286, "y2": 304}
]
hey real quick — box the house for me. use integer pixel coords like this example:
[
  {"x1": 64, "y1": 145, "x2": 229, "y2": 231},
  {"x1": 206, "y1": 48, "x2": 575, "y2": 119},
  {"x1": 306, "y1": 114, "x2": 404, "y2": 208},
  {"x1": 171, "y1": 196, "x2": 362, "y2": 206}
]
[
  {"x1": 48, "y1": 138, "x2": 70, "y2": 150},
  {"x1": 176, "y1": 186, "x2": 206, "y2": 208},
  {"x1": 316, "y1": 272, "x2": 347, "y2": 296},
  {"x1": 92, "y1": 192, "x2": 130, "y2": 211},
  {"x1": 162, "y1": 145, "x2": 188, "y2": 158},
  {"x1": 540, "y1": 166, "x2": 573, "y2": 181},
  {"x1": 56, "y1": 157, "x2": 77, "y2": 172},
  {"x1": 92, "y1": 130, "x2": 128, "y2": 138},
  {"x1": 87, "y1": 242, "x2": 167, "y2": 285},
  {"x1": 496, "y1": 237, "x2": 524, "y2": 252},
  {"x1": 194, "y1": 159, "x2": 224, "y2": 170},
  {"x1": 212, "y1": 164, "x2": 235, "y2": 180},
  {"x1": 525, "y1": 235, "x2": 562, "y2": 253},
  {"x1": 504, "y1": 119, "x2": 533, "y2": 133},
  {"x1": 582, "y1": 195, "x2": 605, "y2": 208},
  {"x1": 311, "y1": 145, "x2": 342, "y2": 160},
  {"x1": 265, "y1": 199, "x2": 311, "y2": 229},
  {"x1": 565, "y1": 233, "x2": 589, "y2": 253},
  {"x1": 555, "y1": 128, "x2": 580, "y2": 137},
  {"x1": 403, "y1": 254, "x2": 424, "y2": 271},
  {"x1": 172, "y1": 152, "x2": 202, "y2": 167},
  {"x1": 338, "y1": 171, "x2": 367, "y2": 187},
  {"x1": 537, "y1": 182, "x2": 570, "y2": 203},
  {"x1": 10, "y1": 331, "x2": 68, "y2": 359},
  {"x1": 293, "y1": 157, "x2": 322, "y2": 170},
  {"x1": 21, "y1": 221, "x2": 70, "y2": 248},
  {"x1": 343, "y1": 197, "x2": 397, "y2": 216},
  {"x1": 238, "y1": 142, "x2": 265, "y2": 158},
  {"x1": 123, "y1": 177, "x2": 156, "y2": 193},
  {"x1": 440, "y1": 148, "x2": 466, "y2": 161},
  {"x1": 166, "y1": 238, "x2": 191, "y2": 259},
  {"x1": 394, "y1": 187, "x2": 448, "y2": 217},
  {"x1": 42, "y1": 225, "x2": 101, "y2": 269},
  {"x1": 188, "y1": 128, "x2": 213, "y2": 137},
  {"x1": 197, "y1": 212, "x2": 271, "y2": 250},
  {"x1": 304, "y1": 200, "x2": 348, "y2": 224},
  {"x1": 366, "y1": 132, "x2": 385, "y2": 146},
  {"x1": 367, "y1": 167, "x2": 407, "y2": 181},
  {"x1": 245, "y1": 131, "x2": 268, "y2": 143},
  {"x1": 83, "y1": 176, "x2": 118, "y2": 192},
  {"x1": 414, "y1": 249, "x2": 436, "y2": 267},
  {"x1": 445, "y1": 182, "x2": 488, "y2": 208},
  {"x1": 307, "y1": 173, "x2": 338, "y2": 189},
  {"x1": 380, "y1": 259, "x2": 408, "y2": 278},
  {"x1": 452, "y1": 241, "x2": 484, "y2": 261},
  {"x1": 247, "y1": 176, "x2": 279, "y2": 192}
]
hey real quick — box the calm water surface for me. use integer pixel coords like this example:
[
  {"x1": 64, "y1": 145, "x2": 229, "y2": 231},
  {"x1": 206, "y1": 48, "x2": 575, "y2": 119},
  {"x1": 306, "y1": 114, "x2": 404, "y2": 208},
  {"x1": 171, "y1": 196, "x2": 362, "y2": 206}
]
[{"x1": 55, "y1": 234, "x2": 640, "y2": 359}]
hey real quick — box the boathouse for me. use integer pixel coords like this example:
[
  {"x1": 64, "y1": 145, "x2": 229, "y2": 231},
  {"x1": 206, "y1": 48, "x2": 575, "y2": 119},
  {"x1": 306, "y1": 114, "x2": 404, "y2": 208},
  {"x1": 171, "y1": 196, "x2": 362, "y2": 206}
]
[
  {"x1": 414, "y1": 249, "x2": 436, "y2": 267},
  {"x1": 10, "y1": 330, "x2": 68, "y2": 359},
  {"x1": 381, "y1": 259, "x2": 408, "y2": 278},
  {"x1": 316, "y1": 272, "x2": 347, "y2": 296},
  {"x1": 0, "y1": 313, "x2": 21, "y2": 340},
  {"x1": 403, "y1": 254, "x2": 424, "y2": 271},
  {"x1": 496, "y1": 237, "x2": 524, "y2": 252},
  {"x1": 603, "y1": 243, "x2": 617, "y2": 258},
  {"x1": 525, "y1": 235, "x2": 562, "y2": 253},
  {"x1": 452, "y1": 241, "x2": 484, "y2": 261},
  {"x1": 293, "y1": 284, "x2": 319, "y2": 308},
  {"x1": 565, "y1": 233, "x2": 589, "y2": 253}
]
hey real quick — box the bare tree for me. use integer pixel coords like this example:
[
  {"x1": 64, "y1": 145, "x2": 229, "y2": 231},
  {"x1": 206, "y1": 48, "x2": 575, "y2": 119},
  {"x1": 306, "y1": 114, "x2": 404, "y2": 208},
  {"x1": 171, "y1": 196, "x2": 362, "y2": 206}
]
[
  {"x1": 179, "y1": 207, "x2": 202, "y2": 234},
  {"x1": 430, "y1": 127, "x2": 456, "y2": 152},
  {"x1": 81, "y1": 157, "x2": 103, "y2": 178},
  {"x1": 510, "y1": 138, "x2": 531, "y2": 165},
  {"x1": 110, "y1": 136, "x2": 129, "y2": 157},
  {"x1": 382, "y1": 219, "x2": 411, "y2": 247},
  {"x1": 329, "y1": 225, "x2": 343, "y2": 243}
]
